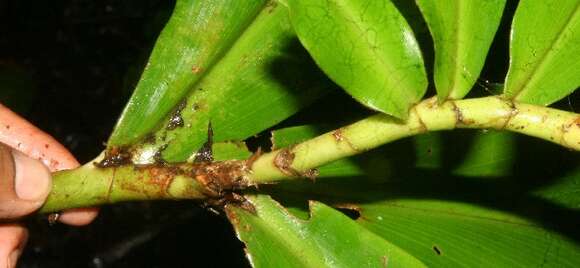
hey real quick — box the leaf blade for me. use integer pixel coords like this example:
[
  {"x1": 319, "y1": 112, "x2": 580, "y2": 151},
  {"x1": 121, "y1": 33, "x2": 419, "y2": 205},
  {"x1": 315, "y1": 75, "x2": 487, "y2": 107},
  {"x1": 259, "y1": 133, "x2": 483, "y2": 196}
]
[
  {"x1": 504, "y1": 0, "x2": 580, "y2": 105},
  {"x1": 227, "y1": 195, "x2": 426, "y2": 268},
  {"x1": 286, "y1": 0, "x2": 427, "y2": 118},
  {"x1": 416, "y1": 0, "x2": 506, "y2": 100},
  {"x1": 108, "y1": 0, "x2": 268, "y2": 147}
]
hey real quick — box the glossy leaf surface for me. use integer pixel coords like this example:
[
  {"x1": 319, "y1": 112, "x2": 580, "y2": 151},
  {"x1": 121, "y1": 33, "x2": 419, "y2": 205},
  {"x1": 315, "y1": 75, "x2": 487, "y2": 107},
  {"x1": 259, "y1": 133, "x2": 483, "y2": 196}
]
[
  {"x1": 416, "y1": 0, "x2": 506, "y2": 100},
  {"x1": 227, "y1": 195, "x2": 426, "y2": 268},
  {"x1": 504, "y1": 0, "x2": 580, "y2": 105},
  {"x1": 233, "y1": 126, "x2": 580, "y2": 267},
  {"x1": 285, "y1": 0, "x2": 427, "y2": 118},
  {"x1": 109, "y1": 2, "x2": 330, "y2": 163},
  {"x1": 108, "y1": 0, "x2": 267, "y2": 147}
]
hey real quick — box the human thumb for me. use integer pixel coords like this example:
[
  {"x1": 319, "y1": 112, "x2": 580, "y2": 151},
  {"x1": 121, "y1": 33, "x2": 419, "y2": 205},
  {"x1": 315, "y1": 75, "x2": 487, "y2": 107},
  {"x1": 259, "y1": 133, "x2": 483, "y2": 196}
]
[{"x1": 0, "y1": 143, "x2": 51, "y2": 219}]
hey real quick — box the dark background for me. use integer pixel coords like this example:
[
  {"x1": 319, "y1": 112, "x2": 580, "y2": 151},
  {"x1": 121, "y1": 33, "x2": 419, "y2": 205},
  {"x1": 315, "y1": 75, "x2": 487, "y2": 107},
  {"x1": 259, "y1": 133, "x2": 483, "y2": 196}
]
[{"x1": 1, "y1": 0, "x2": 249, "y2": 267}]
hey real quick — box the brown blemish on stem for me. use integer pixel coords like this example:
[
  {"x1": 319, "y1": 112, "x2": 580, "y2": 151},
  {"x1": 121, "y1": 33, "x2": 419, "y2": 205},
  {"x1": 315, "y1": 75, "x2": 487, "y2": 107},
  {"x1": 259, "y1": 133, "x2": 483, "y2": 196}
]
[
  {"x1": 272, "y1": 148, "x2": 319, "y2": 180},
  {"x1": 166, "y1": 100, "x2": 187, "y2": 130},
  {"x1": 332, "y1": 128, "x2": 360, "y2": 152},
  {"x1": 246, "y1": 147, "x2": 262, "y2": 167},
  {"x1": 95, "y1": 146, "x2": 133, "y2": 168},
  {"x1": 332, "y1": 128, "x2": 345, "y2": 142},
  {"x1": 273, "y1": 148, "x2": 299, "y2": 176},
  {"x1": 499, "y1": 99, "x2": 519, "y2": 130},
  {"x1": 450, "y1": 101, "x2": 463, "y2": 127}
]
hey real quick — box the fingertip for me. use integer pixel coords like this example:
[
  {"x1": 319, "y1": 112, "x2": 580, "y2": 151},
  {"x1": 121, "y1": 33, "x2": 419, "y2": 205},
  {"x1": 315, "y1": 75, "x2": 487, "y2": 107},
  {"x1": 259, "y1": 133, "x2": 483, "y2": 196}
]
[
  {"x1": 12, "y1": 150, "x2": 52, "y2": 202},
  {"x1": 58, "y1": 207, "x2": 99, "y2": 226},
  {"x1": 0, "y1": 224, "x2": 27, "y2": 268}
]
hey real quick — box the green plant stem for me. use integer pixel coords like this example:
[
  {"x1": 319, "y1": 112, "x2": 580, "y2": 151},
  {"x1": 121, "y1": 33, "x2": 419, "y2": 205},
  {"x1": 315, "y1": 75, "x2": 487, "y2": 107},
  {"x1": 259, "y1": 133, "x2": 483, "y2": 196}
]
[
  {"x1": 40, "y1": 159, "x2": 207, "y2": 213},
  {"x1": 250, "y1": 96, "x2": 580, "y2": 182},
  {"x1": 41, "y1": 96, "x2": 579, "y2": 213}
]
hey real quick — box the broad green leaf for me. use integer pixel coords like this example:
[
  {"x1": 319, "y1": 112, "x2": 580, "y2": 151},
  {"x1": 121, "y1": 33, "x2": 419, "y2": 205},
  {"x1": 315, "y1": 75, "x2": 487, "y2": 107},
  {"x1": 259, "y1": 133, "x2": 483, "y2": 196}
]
[
  {"x1": 504, "y1": 0, "x2": 580, "y2": 105},
  {"x1": 285, "y1": 0, "x2": 427, "y2": 119},
  {"x1": 249, "y1": 125, "x2": 580, "y2": 267},
  {"x1": 416, "y1": 0, "x2": 506, "y2": 100},
  {"x1": 108, "y1": 0, "x2": 267, "y2": 147},
  {"x1": 153, "y1": 3, "x2": 329, "y2": 162},
  {"x1": 226, "y1": 195, "x2": 426, "y2": 268},
  {"x1": 359, "y1": 199, "x2": 580, "y2": 267},
  {"x1": 111, "y1": 2, "x2": 330, "y2": 163}
]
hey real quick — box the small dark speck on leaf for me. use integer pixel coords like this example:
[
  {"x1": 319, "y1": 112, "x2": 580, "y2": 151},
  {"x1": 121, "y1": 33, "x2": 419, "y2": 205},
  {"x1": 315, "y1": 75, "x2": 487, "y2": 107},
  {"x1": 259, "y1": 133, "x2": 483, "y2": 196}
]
[{"x1": 433, "y1": 245, "x2": 442, "y2": 255}]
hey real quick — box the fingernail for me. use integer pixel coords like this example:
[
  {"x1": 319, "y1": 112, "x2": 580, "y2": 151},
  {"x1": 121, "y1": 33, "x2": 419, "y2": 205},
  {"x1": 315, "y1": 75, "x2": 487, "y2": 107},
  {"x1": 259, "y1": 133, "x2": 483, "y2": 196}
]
[{"x1": 12, "y1": 150, "x2": 51, "y2": 201}]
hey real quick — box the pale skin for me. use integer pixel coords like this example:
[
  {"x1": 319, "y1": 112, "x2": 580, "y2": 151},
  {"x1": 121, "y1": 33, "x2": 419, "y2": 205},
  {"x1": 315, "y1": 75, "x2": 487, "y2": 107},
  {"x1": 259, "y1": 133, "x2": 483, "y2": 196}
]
[{"x1": 0, "y1": 104, "x2": 98, "y2": 267}]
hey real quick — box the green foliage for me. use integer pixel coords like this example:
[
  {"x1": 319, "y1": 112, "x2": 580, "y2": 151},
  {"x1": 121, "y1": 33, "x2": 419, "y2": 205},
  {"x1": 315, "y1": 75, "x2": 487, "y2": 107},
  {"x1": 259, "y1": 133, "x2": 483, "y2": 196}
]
[
  {"x1": 285, "y1": 0, "x2": 427, "y2": 119},
  {"x1": 416, "y1": 0, "x2": 506, "y2": 100},
  {"x1": 57, "y1": 0, "x2": 580, "y2": 266},
  {"x1": 504, "y1": 0, "x2": 580, "y2": 105},
  {"x1": 229, "y1": 195, "x2": 425, "y2": 267},
  {"x1": 108, "y1": 0, "x2": 268, "y2": 147}
]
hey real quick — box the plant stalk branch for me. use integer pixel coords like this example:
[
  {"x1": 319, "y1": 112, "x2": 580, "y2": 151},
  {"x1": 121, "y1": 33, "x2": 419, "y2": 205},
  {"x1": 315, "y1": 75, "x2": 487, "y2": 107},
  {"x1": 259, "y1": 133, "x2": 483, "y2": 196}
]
[{"x1": 249, "y1": 96, "x2": 580, "y2": 182}]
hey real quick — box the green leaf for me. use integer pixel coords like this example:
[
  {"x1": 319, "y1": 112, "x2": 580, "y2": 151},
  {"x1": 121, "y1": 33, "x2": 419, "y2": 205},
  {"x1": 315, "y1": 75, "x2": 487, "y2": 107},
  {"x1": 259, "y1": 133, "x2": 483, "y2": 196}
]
[
  {"x1": 109, "y1": 1, "x2": 330, "y2": 163},
  {"x1": 226, "y1": 195, "x2": 426, "y2": 268},
  {"x1": 359, "y1": 199, "x2": 580, "y2": 267},
  {"x1": 504, "y1": 0, "x2": 580, "y2": 106},
  {"x1": 285, "y1": 0, "x2": 427, "y2": 118},
  {"x1": 153, "y1": 3, "x2": 329, "y2": 162},
  {"x1": 416, "y1": 0, "x2": 506, "y2": 100},
  {"x1": 246, "y1": 125, "x2": 580, "y2": 267},
  {"x1": 108, "y1": 0, "x2": 267, "y2": 147}
]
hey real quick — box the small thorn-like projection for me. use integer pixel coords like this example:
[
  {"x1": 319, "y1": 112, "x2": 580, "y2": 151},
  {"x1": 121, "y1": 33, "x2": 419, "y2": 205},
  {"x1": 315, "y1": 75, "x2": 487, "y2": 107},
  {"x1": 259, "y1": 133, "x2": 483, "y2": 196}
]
[{"x1": 194, "y1": 122, "x2": 214, "y2": 163}]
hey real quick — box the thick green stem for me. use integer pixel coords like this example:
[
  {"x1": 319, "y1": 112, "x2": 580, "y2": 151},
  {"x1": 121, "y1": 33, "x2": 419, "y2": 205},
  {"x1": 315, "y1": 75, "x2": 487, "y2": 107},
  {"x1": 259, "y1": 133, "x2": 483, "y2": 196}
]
[
  {"x1": 41, "y1": 96, "x2": 579, "y2": 213},
  {"x1": 250, "y1": 96, "x2": 580, "y2": 182},
  {"x1": 40, "y1": 160, "x2": 207, "y2": 213},
  {"x1": 40, "y1": 156, "x2": 253, "y2": 213}
]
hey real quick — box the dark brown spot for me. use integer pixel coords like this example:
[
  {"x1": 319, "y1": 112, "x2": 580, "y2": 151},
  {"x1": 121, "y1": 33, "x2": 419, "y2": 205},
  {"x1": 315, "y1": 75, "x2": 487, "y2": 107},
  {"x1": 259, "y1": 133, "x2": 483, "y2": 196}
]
[
  {"x1": 153, "y1": 144, "x2": 168, "y2": 165},
  {"x1": 95, "y1": 146, "x2": 133, "y2": 168},
  {"x1": 194, "y1": 123, "x2": 214, "y2": 163},
  {"x1": 44, "y1": 144, "x2": 49, "y2": 149},
  {"x1": 166, "y1": 100, "x2": 187, "y2": 130},
  {"x1": 273, "y1": 148, "x2": 300, "y2": 176},
  {"x1": 5, "y1": 125, "x2": 10, "y2": 130}
]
